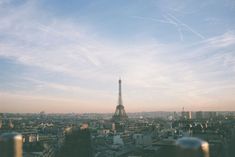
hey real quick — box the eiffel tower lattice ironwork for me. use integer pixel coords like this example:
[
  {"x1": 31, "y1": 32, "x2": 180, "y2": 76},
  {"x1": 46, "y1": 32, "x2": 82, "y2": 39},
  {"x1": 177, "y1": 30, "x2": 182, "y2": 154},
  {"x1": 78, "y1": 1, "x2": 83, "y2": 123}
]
[{"x1": 112, "y1": 79, "x2": 128, "y2": 121}]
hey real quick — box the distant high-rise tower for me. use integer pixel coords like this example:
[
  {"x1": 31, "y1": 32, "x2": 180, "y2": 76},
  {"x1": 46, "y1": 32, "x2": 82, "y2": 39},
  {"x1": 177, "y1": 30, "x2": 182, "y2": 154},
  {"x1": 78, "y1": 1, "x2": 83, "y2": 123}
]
[{"x1": 112, "y1": 79, "x2": 128, "y2": 122}]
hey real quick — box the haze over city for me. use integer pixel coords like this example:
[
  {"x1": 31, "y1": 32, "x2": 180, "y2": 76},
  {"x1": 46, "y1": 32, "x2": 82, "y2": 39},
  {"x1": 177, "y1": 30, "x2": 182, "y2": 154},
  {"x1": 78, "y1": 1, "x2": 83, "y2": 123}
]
[{"x1": 1, "y1": 0, "x2": 235, "y2": 113}]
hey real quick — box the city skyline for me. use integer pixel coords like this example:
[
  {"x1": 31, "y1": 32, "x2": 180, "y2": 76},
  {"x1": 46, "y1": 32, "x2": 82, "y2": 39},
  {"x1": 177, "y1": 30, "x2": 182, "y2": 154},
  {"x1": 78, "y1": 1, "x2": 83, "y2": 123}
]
[{"x1": 1, "y1": 0, "x2": 235, "y2": 113}]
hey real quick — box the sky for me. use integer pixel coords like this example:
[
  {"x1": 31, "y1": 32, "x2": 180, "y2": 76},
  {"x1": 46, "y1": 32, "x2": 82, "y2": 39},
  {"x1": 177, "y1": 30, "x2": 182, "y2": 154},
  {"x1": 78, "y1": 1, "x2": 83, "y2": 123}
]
[{"x1": 0, "y1": 0, "x2": 235, "y2": 113}]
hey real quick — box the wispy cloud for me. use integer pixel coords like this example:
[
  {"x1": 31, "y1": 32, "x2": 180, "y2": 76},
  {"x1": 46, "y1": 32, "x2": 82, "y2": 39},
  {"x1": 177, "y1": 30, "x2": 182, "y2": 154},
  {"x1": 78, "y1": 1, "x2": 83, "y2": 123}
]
[
  {"x1": 0, "y1": 0, "x2": 235, "y2": 112},
  {"x1": 204, "y1": 31, "x2": 235, "y2": 48},
  {"x1": 130, "y1": 15, "x2": 175, "y2": 25},
  {"x1": 130, "y1": 12, "x2": 205, "y2": 41}
]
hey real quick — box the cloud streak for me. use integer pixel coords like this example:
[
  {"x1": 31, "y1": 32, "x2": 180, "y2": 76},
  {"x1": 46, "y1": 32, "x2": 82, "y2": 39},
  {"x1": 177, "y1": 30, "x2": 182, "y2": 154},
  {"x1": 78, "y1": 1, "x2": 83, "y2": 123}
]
[
  {"x1": 0, "y1": 0, "x2": 235, "y2": 112},
  {"x1": 165, "y1": 13, "x2": 205, "y2": 39}
]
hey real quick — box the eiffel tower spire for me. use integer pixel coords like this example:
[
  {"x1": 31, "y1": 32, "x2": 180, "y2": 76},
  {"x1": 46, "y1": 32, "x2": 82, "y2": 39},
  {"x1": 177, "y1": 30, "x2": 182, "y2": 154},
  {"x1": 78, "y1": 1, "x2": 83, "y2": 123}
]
[{"x1": 112, "y1": 79, "x2": 128, "y2": 122}]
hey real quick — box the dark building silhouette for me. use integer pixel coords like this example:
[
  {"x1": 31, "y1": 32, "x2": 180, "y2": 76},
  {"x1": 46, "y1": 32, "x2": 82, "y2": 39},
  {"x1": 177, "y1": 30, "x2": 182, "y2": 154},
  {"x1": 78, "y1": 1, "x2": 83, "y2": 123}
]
[
  {"x1": 0, "y1": 132, "x2": 23, "y2": 157},
  {"x1": 58, "y1": 128, "x2": 93, "y2": 157}
]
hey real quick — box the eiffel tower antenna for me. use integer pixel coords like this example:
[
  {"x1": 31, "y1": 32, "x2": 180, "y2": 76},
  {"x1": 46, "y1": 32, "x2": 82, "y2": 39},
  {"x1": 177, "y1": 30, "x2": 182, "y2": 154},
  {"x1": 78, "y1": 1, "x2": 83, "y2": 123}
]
[{"x1": 118, "y1": 79, "x2": 122, "y2": 106}]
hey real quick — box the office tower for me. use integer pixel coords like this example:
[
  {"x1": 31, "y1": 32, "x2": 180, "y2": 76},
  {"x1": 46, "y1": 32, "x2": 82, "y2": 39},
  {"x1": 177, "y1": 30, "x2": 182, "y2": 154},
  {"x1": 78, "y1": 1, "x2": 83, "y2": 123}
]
[
  {"x1": 195, "y1": 111, "x2": 203, "y2": 119},
  {"x1": 181, "y1": 107, "x2": 192, "y2": 120}
]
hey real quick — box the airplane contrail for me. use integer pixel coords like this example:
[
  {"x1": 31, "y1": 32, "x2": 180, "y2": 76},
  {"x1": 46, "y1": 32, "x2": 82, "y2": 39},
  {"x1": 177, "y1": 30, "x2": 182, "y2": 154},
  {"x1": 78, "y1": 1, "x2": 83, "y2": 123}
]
[{"x1": 166, "y1": 13, "x2": 205, "y2": 39}]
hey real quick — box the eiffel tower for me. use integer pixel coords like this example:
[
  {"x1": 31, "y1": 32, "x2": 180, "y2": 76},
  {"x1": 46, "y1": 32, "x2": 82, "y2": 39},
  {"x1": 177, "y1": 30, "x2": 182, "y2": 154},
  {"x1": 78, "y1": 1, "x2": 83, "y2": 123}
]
[{"x1": 112, "y1": 79, "x2": 128, "y2": 122}]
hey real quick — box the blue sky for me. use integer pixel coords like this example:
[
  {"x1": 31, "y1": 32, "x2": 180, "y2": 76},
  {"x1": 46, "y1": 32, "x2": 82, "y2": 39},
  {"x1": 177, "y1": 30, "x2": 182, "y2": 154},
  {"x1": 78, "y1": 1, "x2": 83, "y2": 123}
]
[{"x1": 0, "y1": 0, "x2": 235, "y2": 113}]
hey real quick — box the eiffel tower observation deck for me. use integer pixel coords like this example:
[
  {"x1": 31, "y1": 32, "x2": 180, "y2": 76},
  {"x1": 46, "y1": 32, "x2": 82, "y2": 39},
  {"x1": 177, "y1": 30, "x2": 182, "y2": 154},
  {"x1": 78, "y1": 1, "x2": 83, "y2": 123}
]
[{"x1": 112, "y1": 79, "x2": 128, "y2": 122}]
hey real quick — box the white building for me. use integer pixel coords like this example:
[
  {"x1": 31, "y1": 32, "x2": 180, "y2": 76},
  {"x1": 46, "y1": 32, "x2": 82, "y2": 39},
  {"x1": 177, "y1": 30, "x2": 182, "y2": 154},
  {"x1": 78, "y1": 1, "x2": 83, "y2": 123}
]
[
  {"x1": 133, "y1": 134, "x2": 152, "y2": 146},
  {"x1": 113, "y1": 135, "x2": 124, "y2": 145}
]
